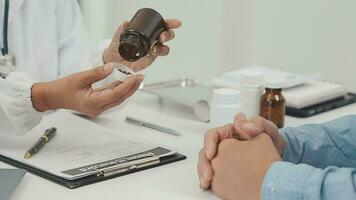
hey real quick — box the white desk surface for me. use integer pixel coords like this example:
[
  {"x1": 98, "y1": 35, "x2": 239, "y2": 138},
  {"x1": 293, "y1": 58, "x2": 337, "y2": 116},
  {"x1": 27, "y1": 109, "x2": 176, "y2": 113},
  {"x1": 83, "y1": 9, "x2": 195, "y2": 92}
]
[{"x1": 2, "y1": 92, "x2": 356, "y2": 200}]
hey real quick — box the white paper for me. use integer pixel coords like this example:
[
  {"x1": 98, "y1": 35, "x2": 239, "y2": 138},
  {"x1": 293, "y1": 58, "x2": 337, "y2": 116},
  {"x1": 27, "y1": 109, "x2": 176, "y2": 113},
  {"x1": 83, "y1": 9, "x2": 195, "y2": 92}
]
[{"x1": 0, "y1": 111, "x2": 170, "y2": 180}]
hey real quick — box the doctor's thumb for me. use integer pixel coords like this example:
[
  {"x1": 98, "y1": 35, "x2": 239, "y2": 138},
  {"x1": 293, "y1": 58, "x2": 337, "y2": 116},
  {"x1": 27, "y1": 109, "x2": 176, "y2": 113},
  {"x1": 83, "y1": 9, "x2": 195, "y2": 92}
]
[{"x1": 79, "y1": 64, "x2": 114, "y2": 86}]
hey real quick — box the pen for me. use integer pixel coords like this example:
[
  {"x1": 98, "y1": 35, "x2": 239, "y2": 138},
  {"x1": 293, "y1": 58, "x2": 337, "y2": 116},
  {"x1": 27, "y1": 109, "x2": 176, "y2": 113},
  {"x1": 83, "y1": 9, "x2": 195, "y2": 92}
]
[
  {"x1": 24, "y1": 127, "x2": 57, "y2": 159},
  {"x1": 125, "y1": 117, "x2": 182, "y2": 136}
]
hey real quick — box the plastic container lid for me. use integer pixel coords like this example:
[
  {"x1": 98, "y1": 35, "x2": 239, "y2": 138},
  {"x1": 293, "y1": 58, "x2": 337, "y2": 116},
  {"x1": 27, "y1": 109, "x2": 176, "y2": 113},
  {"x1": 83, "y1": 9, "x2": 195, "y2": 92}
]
[
  {"x1": 238, "y1": 69, "x2": 264, "y2": 87},
  {"x1": 212, "y1": 88, "x2": 240, "y2": 105}
]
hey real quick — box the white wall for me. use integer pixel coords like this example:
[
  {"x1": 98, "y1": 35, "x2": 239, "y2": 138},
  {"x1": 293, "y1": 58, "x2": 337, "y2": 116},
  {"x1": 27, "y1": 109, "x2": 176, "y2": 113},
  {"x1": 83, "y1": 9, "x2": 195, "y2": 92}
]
[
  {"x1": 80, "y1": 0, "x2": 356, "y2": 91},
  {"x1": 251, "y1": 0, "x2": 356, "y2": 91},
  {"x1": 79, "y1": 0, "x2": 252, "y2": 82}
]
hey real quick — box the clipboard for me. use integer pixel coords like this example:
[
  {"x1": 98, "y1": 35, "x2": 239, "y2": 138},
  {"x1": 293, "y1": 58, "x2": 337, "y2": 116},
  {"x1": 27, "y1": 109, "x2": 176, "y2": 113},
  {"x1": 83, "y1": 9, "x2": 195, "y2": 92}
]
[
  {"x1": 0, "y1": 111, "x2": 186, "y2": 189},
  {"x1": 0, "y1": 147, "x2": 186, "y2": 189}
]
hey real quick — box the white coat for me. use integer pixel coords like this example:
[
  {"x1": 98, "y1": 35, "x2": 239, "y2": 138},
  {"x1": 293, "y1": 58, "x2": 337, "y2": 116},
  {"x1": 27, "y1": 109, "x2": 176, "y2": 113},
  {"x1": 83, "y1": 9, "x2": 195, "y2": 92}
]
[{"x1": 0, "y1": 0, "x2": 103, "y2": 135}]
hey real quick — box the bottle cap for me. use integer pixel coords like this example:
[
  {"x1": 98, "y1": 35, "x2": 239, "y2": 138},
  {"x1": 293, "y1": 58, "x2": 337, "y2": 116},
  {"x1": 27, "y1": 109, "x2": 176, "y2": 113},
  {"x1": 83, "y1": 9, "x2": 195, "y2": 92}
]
[
  {"x1": 212, "y1": 88, "x2": 240, "y2": 105},
  {"x1": 111, "y1": 63, "x2": 136, "y2": 81},
  {"x1": 238, "y1": 69, "x2": 264, "y2": 87},
  {"x1": 265, "y1": 78, "x2": 286, "y2": 89}
]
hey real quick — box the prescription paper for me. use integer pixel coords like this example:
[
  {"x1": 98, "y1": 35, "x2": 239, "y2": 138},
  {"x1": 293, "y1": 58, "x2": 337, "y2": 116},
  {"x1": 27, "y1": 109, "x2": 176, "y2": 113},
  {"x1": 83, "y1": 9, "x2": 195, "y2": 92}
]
[{"x1": 0, "y1": 111, "x2": 171, "y2": 180}]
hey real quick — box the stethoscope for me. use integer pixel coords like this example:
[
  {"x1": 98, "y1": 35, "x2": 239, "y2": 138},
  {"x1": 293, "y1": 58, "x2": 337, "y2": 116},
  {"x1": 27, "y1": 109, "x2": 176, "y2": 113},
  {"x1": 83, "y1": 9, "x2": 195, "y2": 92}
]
[
  {"x1": 0, "y1": 0, "x2": 14, "y2": 79},
  {"x1": 1, "y1": 0, "x2": 9, "y2": 56}
]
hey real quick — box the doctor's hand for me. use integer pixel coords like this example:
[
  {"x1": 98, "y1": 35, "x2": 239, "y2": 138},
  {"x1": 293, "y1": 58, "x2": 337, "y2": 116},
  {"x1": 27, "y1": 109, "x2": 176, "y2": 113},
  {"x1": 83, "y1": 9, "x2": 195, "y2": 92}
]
[
  {"x1": 102, "y1": 19, "x2": 182, "y2": 72},
  {"x1": 197, "y1": 113, "x2": 286, "y2": 190},
  {"x1": 31, "y1": 64, "x2": 144, "y2": 117},
  {"x1": 210, "y1": 135, "x2": 281, "y2": 200}
]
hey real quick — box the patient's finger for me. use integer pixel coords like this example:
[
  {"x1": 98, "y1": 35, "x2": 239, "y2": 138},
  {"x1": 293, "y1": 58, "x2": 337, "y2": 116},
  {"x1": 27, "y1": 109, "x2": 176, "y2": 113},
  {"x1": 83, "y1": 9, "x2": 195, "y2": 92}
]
[
  {"x1": 248, "y1": 117, "x2": 280, "y2": 144},
  {"x1": 198, "y1": 149, "x2": 213, "y2": 190},
  {"x1": 204, "y1": 124, "x2": 234, "y2": 160},
  {"x1": 248, "y1": 116, "x2": 273, "y2": 136},
  {"x1": 232, "y1": 113, "x2": 252, "y2": 140}
]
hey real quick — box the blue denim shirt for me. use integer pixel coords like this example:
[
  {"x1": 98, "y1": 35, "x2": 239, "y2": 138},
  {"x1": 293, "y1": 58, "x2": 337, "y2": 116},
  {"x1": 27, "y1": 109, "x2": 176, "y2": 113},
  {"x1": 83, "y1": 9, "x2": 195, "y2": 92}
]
[{"x1": 262, "y1": 115, "x2": 356, "y2": 200}]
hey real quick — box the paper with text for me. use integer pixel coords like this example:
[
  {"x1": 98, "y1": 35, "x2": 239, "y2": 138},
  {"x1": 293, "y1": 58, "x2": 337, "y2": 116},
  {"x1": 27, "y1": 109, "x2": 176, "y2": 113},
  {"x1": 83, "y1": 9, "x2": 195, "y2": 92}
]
[{"x1": 0, "y1": 111, "x2": 171, "y2": 180}]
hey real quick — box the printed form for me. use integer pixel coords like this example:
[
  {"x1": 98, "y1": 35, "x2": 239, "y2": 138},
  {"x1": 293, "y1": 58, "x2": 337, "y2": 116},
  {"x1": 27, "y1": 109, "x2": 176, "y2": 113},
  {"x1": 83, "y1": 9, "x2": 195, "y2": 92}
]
[{"x1": 0, "y1": 111, "x2": 172, "y2": 180}]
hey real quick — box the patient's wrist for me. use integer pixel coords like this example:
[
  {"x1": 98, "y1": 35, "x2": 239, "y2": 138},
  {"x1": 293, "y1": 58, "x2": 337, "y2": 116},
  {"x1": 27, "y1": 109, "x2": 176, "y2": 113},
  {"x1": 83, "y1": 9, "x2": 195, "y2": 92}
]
[
  {"x1": 277, "y1": 135, "x2": 287, "y2": 156},
  {"x1": 276, "y1": 130, "x2": 289, "y2": 157}
]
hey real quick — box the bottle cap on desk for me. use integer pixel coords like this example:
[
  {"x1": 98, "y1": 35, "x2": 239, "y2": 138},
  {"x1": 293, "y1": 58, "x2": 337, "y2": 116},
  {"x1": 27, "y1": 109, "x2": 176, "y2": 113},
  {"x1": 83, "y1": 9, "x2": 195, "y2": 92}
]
[
  {"x1": 212, "y1": 88, "x2": 240, "y2": 105},
  {"x1": 238, "y1": 69, "x2": 264, "y2": 87}
]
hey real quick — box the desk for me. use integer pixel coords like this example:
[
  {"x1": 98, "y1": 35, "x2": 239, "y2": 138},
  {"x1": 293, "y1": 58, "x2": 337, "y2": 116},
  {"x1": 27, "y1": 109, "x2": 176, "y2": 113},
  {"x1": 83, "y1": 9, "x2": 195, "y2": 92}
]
[{"x1": 2, "y1": 91, "x2": 356, "y2": 200}]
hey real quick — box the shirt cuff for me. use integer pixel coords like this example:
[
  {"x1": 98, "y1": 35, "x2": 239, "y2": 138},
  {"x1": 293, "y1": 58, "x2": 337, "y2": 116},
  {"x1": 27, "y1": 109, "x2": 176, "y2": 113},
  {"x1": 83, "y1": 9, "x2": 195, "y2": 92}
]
[
  {"x1": 6, "y1": 73, "x2": 43, "y2": 134},
  {"x1": 280, "y1": 127, "x2": 302, "y2": 164},
  {"x1": 262, "y1": 161, "x2": 317, "y2": 200}
]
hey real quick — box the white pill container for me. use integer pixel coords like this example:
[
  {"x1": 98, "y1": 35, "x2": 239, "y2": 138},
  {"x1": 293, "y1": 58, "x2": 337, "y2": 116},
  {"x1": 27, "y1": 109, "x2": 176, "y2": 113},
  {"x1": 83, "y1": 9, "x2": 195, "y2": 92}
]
[
  {"x1": 238, "y1": 70, "x2": 264, "y2": 118},
  {"x1": 111, "y1": 63, "x2": 136, "y2": 81},
  {"x1": 209, "y1": 88, "x2": 241, "y2": 128}
]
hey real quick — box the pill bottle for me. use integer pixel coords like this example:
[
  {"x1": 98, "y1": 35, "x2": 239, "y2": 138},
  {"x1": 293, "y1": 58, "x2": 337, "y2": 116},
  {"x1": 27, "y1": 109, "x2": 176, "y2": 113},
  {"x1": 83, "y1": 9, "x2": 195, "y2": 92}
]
[
  {"x1": 119, "y1": 8, "x2": 167, "y2": 62},
  {"x1": 260, "y1": 80, "x2": 286, "y2": 128},
  {"x1": 238, "y1": 70, "x2": 264, "y2": 118},
  {"x1": 210, "y1": 88, "x2": 241, "y2": 128}
]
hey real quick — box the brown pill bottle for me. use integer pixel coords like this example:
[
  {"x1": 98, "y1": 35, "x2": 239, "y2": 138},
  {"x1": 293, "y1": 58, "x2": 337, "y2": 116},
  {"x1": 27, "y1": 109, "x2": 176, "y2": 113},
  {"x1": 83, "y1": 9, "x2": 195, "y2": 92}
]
[
  {"x1": 260, "y1": 81, "x2": 286, "y2": 128},
  {"x1": 119, "y1": 8, "x2": 167, "y2": 62}
]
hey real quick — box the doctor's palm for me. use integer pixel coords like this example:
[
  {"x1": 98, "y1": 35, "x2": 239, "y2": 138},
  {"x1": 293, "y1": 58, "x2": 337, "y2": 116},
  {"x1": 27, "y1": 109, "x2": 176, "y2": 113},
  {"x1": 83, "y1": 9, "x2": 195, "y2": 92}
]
[
  {"x1": 103, "y1": 19, "x2": 181, "y2": 72},
  {"x1": 32, "y1": 64, "x2": 144, "y2": 117}
]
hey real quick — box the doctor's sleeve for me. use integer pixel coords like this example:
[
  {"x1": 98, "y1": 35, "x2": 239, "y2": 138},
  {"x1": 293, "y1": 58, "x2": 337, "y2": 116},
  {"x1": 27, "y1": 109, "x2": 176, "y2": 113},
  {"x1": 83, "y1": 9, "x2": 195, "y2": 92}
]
[
  {"x1": 0, "y1": 73, "x2": 43, "y2": 135},
  {"x1": 280, "y1": 115, "x2": 356, "y2": 169},
  {"x1": 55, "y1": 0, "x2": 95, "y2": 77}
]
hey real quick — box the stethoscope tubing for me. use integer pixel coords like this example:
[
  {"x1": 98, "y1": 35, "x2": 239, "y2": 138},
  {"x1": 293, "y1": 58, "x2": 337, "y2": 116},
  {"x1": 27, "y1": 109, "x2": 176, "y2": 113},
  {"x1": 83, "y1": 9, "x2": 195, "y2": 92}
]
[{"x1": 1, "y1": 0, "x2": 9, "y2": 56}]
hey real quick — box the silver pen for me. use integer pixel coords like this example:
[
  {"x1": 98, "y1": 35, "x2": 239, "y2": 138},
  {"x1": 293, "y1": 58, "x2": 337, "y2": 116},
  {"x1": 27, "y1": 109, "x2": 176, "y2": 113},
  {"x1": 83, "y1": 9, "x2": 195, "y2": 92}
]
[{"x1": 125, "y1": 117, "x2": 182, "y2": 136}]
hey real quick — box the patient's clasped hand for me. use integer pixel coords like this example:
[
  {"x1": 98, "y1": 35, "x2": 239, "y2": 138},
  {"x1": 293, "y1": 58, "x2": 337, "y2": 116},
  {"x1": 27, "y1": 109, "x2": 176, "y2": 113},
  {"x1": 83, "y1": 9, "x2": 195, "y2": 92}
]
[{"x1": 198, "y1": 113, "x2": 356, "y2": 200}]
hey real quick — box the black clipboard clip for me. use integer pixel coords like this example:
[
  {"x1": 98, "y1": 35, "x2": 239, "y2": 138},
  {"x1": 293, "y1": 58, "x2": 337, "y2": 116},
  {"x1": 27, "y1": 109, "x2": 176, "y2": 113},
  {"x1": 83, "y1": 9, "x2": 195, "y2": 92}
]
[{"x1": 95, "y1": 152, "x2": 160, "y2": 177}]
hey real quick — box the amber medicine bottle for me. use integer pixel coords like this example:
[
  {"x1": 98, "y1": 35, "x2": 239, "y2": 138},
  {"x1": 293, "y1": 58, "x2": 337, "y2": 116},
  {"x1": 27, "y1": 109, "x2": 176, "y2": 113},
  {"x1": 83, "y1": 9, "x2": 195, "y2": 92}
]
[
  {"x1": 260, "y1": 81, "x2": 286, "y2": 128},
  {"x1": 119, "y1": 8, "x2": 167, "y2": 62}
]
